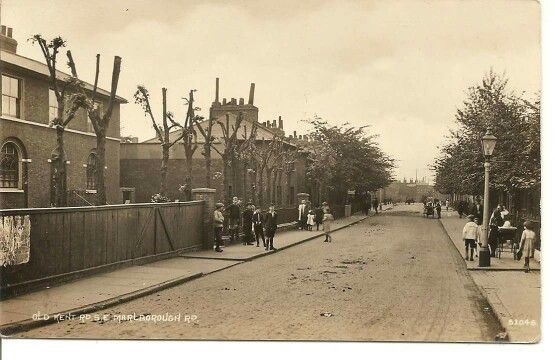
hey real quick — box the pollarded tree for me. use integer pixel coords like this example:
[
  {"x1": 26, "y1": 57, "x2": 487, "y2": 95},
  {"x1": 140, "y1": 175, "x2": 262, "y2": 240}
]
[
  {"x1": 134, "y1": 86, "x2": 181, "y2": 199},
  {"x1": 30, "y1": 35, "x2": 87, "y2": 207},
  {"x1": 211, "y1": 112, "x2": 245, "y2": 202},
  {"x1": 67, "y1": 52, "x2": 122, "y2": 205}
]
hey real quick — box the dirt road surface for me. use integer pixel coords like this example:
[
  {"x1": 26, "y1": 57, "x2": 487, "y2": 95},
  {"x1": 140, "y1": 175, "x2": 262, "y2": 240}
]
[{"x1": 19, "y1": 205, "x2": 503, "y2": 341}]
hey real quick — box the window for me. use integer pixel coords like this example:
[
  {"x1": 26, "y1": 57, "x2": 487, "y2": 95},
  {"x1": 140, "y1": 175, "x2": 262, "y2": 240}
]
[
  {"x1": 0, "y1": 142, "x2": 20, "y2": 188},
  {"x1": 86, "y1": 152, "x2": 97, "y2": 190},
  {"x1": 1, "y1": 75, "x2": 21, "y2": 118},
  {"x1": 48, "y1": 89, "x2": 58, "y2": 122}
]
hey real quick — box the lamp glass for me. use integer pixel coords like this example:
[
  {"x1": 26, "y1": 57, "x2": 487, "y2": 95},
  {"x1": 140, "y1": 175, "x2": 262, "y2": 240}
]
[{"x1": 481, "y1": 132, "x2": 497, "y2": 157}]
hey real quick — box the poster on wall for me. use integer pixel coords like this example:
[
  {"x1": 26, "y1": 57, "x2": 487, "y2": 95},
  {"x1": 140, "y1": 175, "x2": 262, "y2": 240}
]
[{"x1": 0, "y1": 215, "x2": 31, "y2": 266}]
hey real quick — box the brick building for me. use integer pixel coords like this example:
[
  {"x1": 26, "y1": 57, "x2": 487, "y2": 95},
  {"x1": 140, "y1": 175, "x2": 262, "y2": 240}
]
[
  {"x1": 121, "y1": 79, "x2": 309, "y2": 206},
  {"x1": 0, "y1": 25, "x2": 127, "y2": 209}
]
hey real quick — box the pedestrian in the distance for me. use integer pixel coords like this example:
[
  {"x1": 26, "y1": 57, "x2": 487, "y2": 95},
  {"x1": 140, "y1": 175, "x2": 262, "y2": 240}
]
[
  {"x1": 315, "y1": 205, "x2": 324, "y2": 231},
  {"x1": 372, "y1": 198, "x2": 379, "y2": 215},
  {"x1": 518, "y1": 221, "x2": 536, "y2": 273},
  {"x1": 298, "y1": 199, "x2": 308, "y2": 230},
  {"x1": 435, "y1": 202, "x2": 442, "y2": 219},
  {"x1": 462, "y1": 215, "x2": 479, "y2": 261},
  {"x1": 242, "y1": 202, "x2": 254, "y2": 246},
  {"x1": 307, "y1": 210, "x2": 315, "y2": 231},
  {"x1": 265, "y1": 204, "x2": 278, "y2": 251},
  {"x1": 213, "y1": 203, "x2": 225, "y2": 252},
  {"x1": 322, "y1": 208, "x2": 334, "y2": 242},
  {"x1": 253, "y1": 205, "x2": 266, "y2": 248},
  {"x1": 445, "y1": 200, "x2": 450, "y2": 211},
  {"x1": 227, "y1": 196, "x2": 241, "y2": 244}
]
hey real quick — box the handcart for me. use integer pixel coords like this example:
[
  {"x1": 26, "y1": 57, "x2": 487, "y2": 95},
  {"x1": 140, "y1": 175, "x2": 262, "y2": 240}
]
[{"x1": 495, "y1": 226, "x2": 518, "y2": 259}]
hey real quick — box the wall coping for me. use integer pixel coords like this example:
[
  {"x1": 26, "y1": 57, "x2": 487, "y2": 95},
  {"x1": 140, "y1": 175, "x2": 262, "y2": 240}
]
[
  {"x1": 0, "y1": 200, "x2": 205, "y2": 215},
  {"x1": 191, "y1": 188, "x2": 217, "y2": 193}
]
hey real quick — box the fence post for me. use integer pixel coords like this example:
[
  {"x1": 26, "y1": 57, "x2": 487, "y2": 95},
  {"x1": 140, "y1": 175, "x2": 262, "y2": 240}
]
[{"x1": 192, "y1": 188, "x2": 216, "y2": 250}]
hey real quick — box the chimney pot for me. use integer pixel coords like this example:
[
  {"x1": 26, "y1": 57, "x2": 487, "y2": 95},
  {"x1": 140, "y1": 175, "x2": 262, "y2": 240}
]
[
  {"x1": 272, "y1": 119, "x2": 277, "y2": 128},
  {"x1": 215, "y1": 78, "x2": 220, "y2": 103},
  {"x1": 239, "y1": 98, "x2": 244, "y2": 105},
  {"x1": 1, "y1": 26, "x2": 6, "y2": 36},
  {"x1": 222, "y1": 98, "x2": 227, "y2": 105},
  {"x1": 248, "y1": 83, "x2": 255, "y2": 105},
  {"x1": 278, "y1": 116, "x2": 283, "y2": 129},
  {"x1": 230, "y1": 98, "x2": 237, "y2": 105},
  {"x1": 293, "y1": 131, "x2": 297, "y2": 138},
  {"x1": 7, "y1": 27, "x2": 13, "y2": 38}
]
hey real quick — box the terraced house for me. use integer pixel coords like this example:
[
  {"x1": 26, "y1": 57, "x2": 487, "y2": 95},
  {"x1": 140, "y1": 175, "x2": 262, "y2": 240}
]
[{"x1": 0, "y1": 25, "x2": 127, "y2": 209}]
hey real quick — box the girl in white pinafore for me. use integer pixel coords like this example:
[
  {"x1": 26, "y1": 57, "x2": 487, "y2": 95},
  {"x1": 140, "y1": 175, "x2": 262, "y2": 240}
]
[{"x1": 519, "y1": 221, "x2": 536, "y2": 273}]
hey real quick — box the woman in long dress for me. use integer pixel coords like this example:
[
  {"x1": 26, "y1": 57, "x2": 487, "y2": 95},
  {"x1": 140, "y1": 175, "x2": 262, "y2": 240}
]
[{"x1": 519, "y1": 221, "x2": 536, "y2": 273}]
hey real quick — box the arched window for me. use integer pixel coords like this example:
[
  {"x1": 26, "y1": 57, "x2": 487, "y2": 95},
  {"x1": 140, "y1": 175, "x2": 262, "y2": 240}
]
[
  {"x1": 86, "y1": 151, "x2": 97, "y2": 190},
  {"x1": 0, "y1": 142, "x2": 20, "y2": 188}
]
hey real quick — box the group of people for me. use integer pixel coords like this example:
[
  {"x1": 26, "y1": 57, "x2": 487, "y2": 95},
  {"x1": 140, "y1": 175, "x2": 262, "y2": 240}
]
[
  {"x1": 297, "y1": 200, "x2": 335, "y2": 241},
  {"x1": 423, "y1": 199, "x2": 444, "y2": 218},
  {"x1": 461, "y1": 203, "x2": 537, "y2": 272},
  {"x1": 213, "y1": 197, "x2": 336, "y2": 252},
  {"x1": 214, "y1": 196, "x2": 278, "y2": 252}
]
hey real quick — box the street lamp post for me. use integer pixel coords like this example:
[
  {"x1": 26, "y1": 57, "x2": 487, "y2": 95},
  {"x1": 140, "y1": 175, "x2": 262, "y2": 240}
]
[{"x1": 479, "y1": 127, "x2": 497, "y2": 267}]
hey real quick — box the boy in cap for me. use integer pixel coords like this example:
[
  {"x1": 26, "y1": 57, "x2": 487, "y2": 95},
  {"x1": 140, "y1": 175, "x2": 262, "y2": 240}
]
[
  {"x1": 264, "y1": 204, "x2": 278, "y2": 251},
  {"x1": 462, "y1": 215, "x2": 480, "y2": 261}
]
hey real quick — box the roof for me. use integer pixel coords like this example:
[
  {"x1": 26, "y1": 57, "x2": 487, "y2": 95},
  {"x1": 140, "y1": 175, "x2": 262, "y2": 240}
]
[
  {"x1": 0, "y1": 50, "x2": 128, "y2": 103},
  {"x1": 143, "y1": 116, "x2": 297, "y2": 147}
]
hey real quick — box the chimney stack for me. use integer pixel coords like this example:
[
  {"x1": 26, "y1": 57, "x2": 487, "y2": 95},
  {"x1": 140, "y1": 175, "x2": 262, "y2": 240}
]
[
  {"x1": 293, "y1": 131, "x2": 297, "y2": 138},
  {"x1": 272, "y1": 119, "x2": 277, "y2": 128},
  {"x1": 278, "y1": 116, "x2": 283, "y2": 130},
  {"x1": 222, "y1": 98, "x2": 227, "y2": 105},
  {"x1": 0, "y1": 26, "x2": 18, "y2": 54},
  {"x1": 248, "y1": 83, "x2": 255, "y2": 105},
  {"x1": 215, "y1": 78, "x2": 220, "y2": 104}
]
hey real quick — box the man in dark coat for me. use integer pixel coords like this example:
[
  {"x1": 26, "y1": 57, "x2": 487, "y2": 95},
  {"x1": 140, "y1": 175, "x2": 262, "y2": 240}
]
[
  {"x1": 253, "y1": 205, "x2": 266, "y2": 247},
  {"x1": 265, "y1": 204, "x2": 278, "y2": 251},
  {"x1": 372, "y1": 198, "x2": 379, "y2": 215},
  {"x1": 227, "y1": 197, "x2": 241, "y2": 244},
  {"x1": 242, "y1": 203, "x2": 254, "y2": 245}
]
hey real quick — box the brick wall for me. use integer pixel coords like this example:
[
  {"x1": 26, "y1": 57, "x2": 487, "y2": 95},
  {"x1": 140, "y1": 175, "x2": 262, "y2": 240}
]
[{"x1": 0, "y1": 120, "x2": 121, "y2": 208}]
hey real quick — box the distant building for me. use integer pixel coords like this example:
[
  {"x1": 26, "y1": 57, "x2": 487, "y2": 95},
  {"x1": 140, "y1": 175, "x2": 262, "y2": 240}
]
[
  {"x1": 120, "y1": 79, "x2": 308, "y2": 206},
  {"x1": 0, "y1": 25, "x2": 127, "y2": 208},
  {"x1": 383, "y1": 179, "x2": 448, "y2": 203}
]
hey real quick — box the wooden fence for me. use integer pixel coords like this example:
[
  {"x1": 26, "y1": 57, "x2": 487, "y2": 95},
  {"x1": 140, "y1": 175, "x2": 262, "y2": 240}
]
[{"x1": 0, "y1": 201, "x2": 204, "y2": 297}]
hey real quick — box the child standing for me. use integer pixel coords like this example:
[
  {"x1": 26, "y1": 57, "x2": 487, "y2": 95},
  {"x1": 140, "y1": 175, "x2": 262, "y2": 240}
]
[
  {"x1": 322, "y1": 208, "x2": 334, "y2": 242},
  {"x1": 213, "y1": 203, "x2": 225, "y2": 252},
  {"x1": 518, "y1": 221, "x2": 536, "y2": 273},
  {"x1": 307, "y1": 210, "x2": 315, "y2": 231},
  {"x1": 461, "y1": 215, "x2": 479, "y2": 261}
]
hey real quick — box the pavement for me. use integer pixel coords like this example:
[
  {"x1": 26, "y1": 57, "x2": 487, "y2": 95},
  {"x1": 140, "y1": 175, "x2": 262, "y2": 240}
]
[
  {"x1": 439, "y1": 213, "x2": 540, "y2": 271},
  {"x1": 0, "y1": 212, "x2": 370, "y2": 335},
  {"x1": 11, "y1": 205, "x2": 504, "y2": 342},
  {"x1": 438, "y1": 210, "x2": 541, "y2": 343}
]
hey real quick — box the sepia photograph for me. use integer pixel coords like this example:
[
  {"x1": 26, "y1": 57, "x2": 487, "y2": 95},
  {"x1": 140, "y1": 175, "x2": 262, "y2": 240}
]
[{"x1": 0, "y1": 0, "x2": 544, "y2": 347}]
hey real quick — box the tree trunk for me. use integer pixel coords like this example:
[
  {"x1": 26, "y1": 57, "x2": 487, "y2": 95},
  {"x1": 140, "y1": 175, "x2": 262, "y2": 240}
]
[
  {"x1": 204, "y1": 145, "x2": 212, "y2": 188},
  {"x1": 51, "y1": 126, "x2": 67, "y2": 207},
  {"x1": 257, "y1": 170, "x2": 264, "y2": 206},
  {"x1": 265, "y1": 168, "x2": 272, "y2": 206},
  {"x1": 184, "y1": 147, "x2": 194, "y2": 201},
  {"x1": 160, "y1": 145, "x2": 170, "y2": 197},
  {"x1": 223, "y1": 154, "x2": 231, "y2": 203},
  {"x1": 95, "y1": 133, "x2": 107, "y2": 205}
]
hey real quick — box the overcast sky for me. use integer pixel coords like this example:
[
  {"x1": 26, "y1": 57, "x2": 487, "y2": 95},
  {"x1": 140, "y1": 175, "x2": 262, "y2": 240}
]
[{"x1": 1, "y1": 0, "x2": 540, "y2": 182}]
